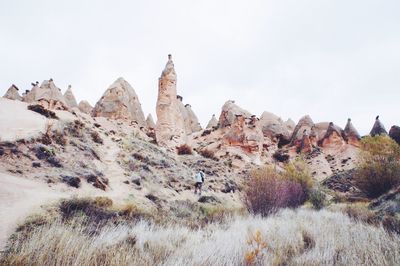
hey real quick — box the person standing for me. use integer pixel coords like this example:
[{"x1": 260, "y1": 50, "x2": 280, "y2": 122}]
[{"x1": 194, "y1": 170, "x2": 205, "y2": 195}]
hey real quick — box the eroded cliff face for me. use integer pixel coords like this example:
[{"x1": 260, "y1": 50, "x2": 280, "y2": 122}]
[
  {"x1": 92, "y1": 78, "x2": 146, "y2": 126},
  {"x1": 155, "y1": 55, "x2": 187, "y2": 148}
]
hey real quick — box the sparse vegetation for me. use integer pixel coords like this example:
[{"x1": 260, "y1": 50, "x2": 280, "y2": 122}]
[
  {"x1": 354, "y1": 135, "x2": 400, "y2": 198},
  {"x1": 90, "y1": 131, "x2": 103, "y2": 144},
  {"x1": 27, "y1": 104, "x2": 58, "y2": 119},
  {"x1": 177, "y1": 144, "x2": 192, "y2": 155},
  {"x1": 2, "y1": 208, "x2": 399, "y2": 266},
  {"x1": 199, "y1": 149, "x2": 217, "y2": 160}
]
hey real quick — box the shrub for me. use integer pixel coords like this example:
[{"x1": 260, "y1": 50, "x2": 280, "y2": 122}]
[
  {"x1": 94, "y1": 196, "x2": 113, "y2": 208},
  {"x1": 199, "y1": 149, "x2": 216, "y2": 160},
  {"x1": 309, "y1": 188, "x2": 326, "y2": 210},
  {"x1": 354, "y1": 136, "x2": 400, "y2": 198},
  {"x1": 282, "y1": 159, "x2": 313, "y2": 194},
  {"x1": 244, "y1": 167, "x2": 306, "y2": 216},
  {"x1": 176, "y1": 144, "x2": 192, "y2": 155},
  {"x1": 90, "y1": 131, "x2": 103, "y2": 144}
]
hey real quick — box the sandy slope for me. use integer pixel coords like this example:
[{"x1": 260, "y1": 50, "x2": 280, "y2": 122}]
[{"x1": 0, "y1": 172, "x2": 68, "y2": 251}]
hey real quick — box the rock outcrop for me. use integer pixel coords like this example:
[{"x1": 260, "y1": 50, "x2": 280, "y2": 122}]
[
  {"x1": 185, "y1": 104, "x2": 202, "y2": 132},
  {"x1": 63, "y1": 85, "x2": 78, "y2": 108},
  {"x1": 206, "y1": 114, "x2": 218, "y2": 129},
  {"x1": 319, "y1": 122, "x2": 345, "y2": 148},
  {"x1": 92, "y1": 78, "x2": 145, "y2": 126},
  {"x1": 222, "y1": 114, "x2": 263, "y2": 153},
  {"x1": 285, "y1": 119, "x2": 296, "y2": 131},
  {"x1": 299, "y1": 130, "x2": 313, "y2": 153},
  {"x1": 3, "y1": 84, "x2": 22, "y2": 101},
  {"x1": 146, "y1": 114, "x2": 156, "y2": 129},
  {"x1": 30, "y1": 79, "x2": 68, "y2": 110},
  {"x1": 389, "y1": 125, "x2": 400, "y2": 145},
  {"x1": 219, "y1": 100, "x2": 252, "y2": 128},
  {"x1": 78, "y1": 100, "x2": 93, "y2": 114},
  {"x1": 344, "y1": 118, "x2": 361, "y2": 146},
  {"x1": 290, "y1": 115, "x2": 314, "y2": 146},
  {"x1": 259, "y1": 111, "x2": 292, "y2": 141},
  {"x1": 155, "y1": 55, "x2": 187, "y2": 148},
  {"x1": 177, "y1": 96, "x2": 192, "y2": 134},
  {"x1": 370, "y1": 116, "x2": 387, "y2": 136},
  {"x1": 23, "y1": 82, "x2": 39, "y2": 103}
]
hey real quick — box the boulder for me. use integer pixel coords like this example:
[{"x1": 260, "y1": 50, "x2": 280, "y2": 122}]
[
  {"x1": 146, "y1": 114, "x2": 156, "y2": 129},
  {"x1": 206, "y1": 114, "x2": 219, "y2": 129},
  {"x1": 389, "y1": 125, "x2": 400, "y2": 145},
  {"x1": 155, "y1": 55, "x2": 187, "y2": 148},
  {"x1": 218, "y1": 100, "x2": 252, "y2": 128},
  {"x1": 63, "y1": 85, "x2": 78, "y2": 108},
  {"x1": 344, "y1": 118, "x2": 361, "y2": 146},
  {"x1": 31, "y1": 79, "x2": 68, "y2": 110},
  {"x1": 370, "y1": 116, "x2": 387, "y2": 136},
  {"x1": 92, "y1": 78, "x2": 146, "y2": 126},
  {"x1": 78, "y1": 100, "x2": 93, "y2": 114},
  {"x1": 3, "y1": 84, "x2": 22, "y2": 101}
]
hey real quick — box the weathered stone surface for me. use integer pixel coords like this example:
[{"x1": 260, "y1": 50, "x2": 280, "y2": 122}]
[
  {"x1": 222, "y1": 114, "x2": 263, "y2": 153},
  {"x1": 185, "y1": 104, "x2": 202, "y2": 132},
  {"x1": 146, "y1": 114, "x2": 156, "y2": 129},
  {"x1": 92, "y1": 77, "x2": 145, "y2": 126},
  {"x1": 319, "y1": 122, "x2": 345, "y2": 148},
  {"x1": 299, "y1": 131, "x2": 313, "y2": 153},
  {"x1": 63, "y1": 85, "x2": 78, "y2": 108},
  {"x1": 370, "y1": 116, "x2": 387, "y2": 136},
  {"x1": 285, "y1": 119, "x2": 296, "y2": 131},
  {"x1": 219, "y1": 100, "x2": 252, "y2": 128},
  {"x1": 155, "y1": 55, "x2": 187, "y2": 148},
  {"x1": 206, "y1": 114, "x2": 218, "y2": 129},
  {"x1": 259, "y1": 111, "x2": 292, "y2": 141},
  {"x1": 31, "y1": 79, "x2": 68, "y2": 110},
  {"x1": 3, "y1": 84, "x2": 22, "y2": 101},
  {"x1": 78, "y1": 100, "x2": 93, "y2": 114},
  {"x1": 389, "y1": 125, "x2": 400, "y2": 145},
  {"x1": 177, "y1": 96, "x2": 192, "y2": 134},
  {"x1": 23, "y1": 82, "x2": 39, "y2": 103},
  {"x1": 290, "y1": 115, "x2": 314, "y2": 145},
  {"x1": 344, "y1": 118, "x2": 361, "y2": 146}
]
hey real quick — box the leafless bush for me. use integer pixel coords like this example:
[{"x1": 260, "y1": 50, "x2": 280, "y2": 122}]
[{"x1": 177, "y1": 144, "x2": 192, "y2": 155}]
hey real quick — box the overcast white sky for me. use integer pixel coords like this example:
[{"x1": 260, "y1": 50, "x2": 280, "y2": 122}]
[{"x1": 1, "y1": 0, "x2": 399, "y2": 134}]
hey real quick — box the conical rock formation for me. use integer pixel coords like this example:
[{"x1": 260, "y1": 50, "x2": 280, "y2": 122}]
[
  {"x1": 389, "y1": 125, "x2": 400, "y2": 145},
  {"x1": 290, "y1": 115, "x2": 314, "y2": 145},
  {"x1": 155, "y1": 55, "x2": 187, "y2": 148},
  {"x1": 78, "y1": 100, "x2": 93, "y2": 114},
  {"x1": 320, "y1": 122, "x2": 345, "y2": 147},
  {"x1": 92, "y1": 78, "x2": 145, "y2": 126},
  {"x1": 146, "y1": 114, "x2": 156, "y2": 129},
  {"x1": 370, "y1": 116, "x2": 387, "y2": 136},
  {"x1": 32, "y1": 79, "x2": 68, "y2": 110},
  {"x1": 64, "y1": 85, "x2": 78, "y2": 108},
  {"x1": 206, "y1": 114, "x2": 218, "y2": 129},
  {"x1": 3, "y1": 84, "x2": 22, "y2": 101},
  {"x1": 259, "y1": 111, "x2": 292, "y2": 141},
  {"x1": 344, "y1": 118, "x2": 361, "y2": 146}
]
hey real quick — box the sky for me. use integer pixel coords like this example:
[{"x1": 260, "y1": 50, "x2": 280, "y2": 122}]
[{"x1": 1, "y1": 0, "x2": 399, "y2": 135}]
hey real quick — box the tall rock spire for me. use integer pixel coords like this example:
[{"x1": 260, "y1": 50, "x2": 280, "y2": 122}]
[
  {"x1": 64, "y1": 85, "x2": 78, "y2": 108},
  {"x1": 344, "y1": 118, "x2": 361, "y2": 146},
  {"x1": 370, "y1": 115, "x2": 387, "y2": 136},
  {"x1": 155, "y1": 55, "x2": 187, "y2": 148}
]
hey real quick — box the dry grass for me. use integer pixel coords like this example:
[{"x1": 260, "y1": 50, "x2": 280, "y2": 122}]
[{"x1": 2, "y1": 209, "x2": 399, "y2": 266}]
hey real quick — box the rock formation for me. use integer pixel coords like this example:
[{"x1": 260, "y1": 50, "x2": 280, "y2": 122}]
[
  {"x1": 259, "y1": 111, "x2": 292, "y2": 141},
  {"x1": 319, "y1": 122, "x2": 345, "y2": 147},
  {"x1": 285, "y1": 119, "x2": 296, "y2": 131},
  {"x1": 389, "y1": 125, "x2": 400, "y2": 145},
  {"x1": 30, "y1": 79, "x2": 68, "y2": 110},
  {"x1": 370, "y1": 116, "x2": 387, "y2": 136},
  {"x1": 185, "y1": 104, "x2": 202, "y2": 133},
  {"x1": 206, "y1": 114, "x2": 218, "y2": 129},
  {"x1": 299, "y1": 130, "x2": 313, "y2": 153},
  {"x1": 222, "y1": 114, "x2": 263, "y2": 153},
  {"x1": 176, "y1": 96, "x2": 192, "y2": 134},
  {"x1": 155, "y1": 55, "x2": 187, "y2": 148},
  {"x1": 219, "y1": 100, "x2": 252, "y2": 128},
  {"x1": 290, "y1": 115, "x2": 315, "y2": 146},
  {"x1": 63, "y1": 85, "x2": 78, "y2": 108},
  {"x1": 78, "y1": 100, "x2": 93, "y2": 114},
  {"x1": 344, "y1": 118, "x2": 361, "y2": 146},
  {"x1": 146, "y1": 114, "x2": 156, "y2": 129},
  {"x1": 3, "y1": 84, "x2": 22, "y2": 101},
  {"x1": 92, "y1": 78, "x2": 145, "y2": 126},
  {"x1": 23, "y1": 82, "x2": 39, "y2": 103}
]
